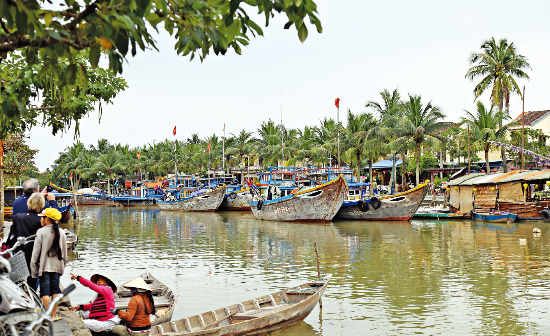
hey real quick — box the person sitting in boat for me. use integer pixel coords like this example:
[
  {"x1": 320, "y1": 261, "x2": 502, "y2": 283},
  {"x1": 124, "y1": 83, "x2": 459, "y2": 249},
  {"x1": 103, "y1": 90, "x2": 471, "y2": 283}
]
[
  {"x1": 69, "y1": 273, "x2": 120, "y2": 333},
  {"x1": 111, "y1": 277, "x2": 156, "y2": 336}
]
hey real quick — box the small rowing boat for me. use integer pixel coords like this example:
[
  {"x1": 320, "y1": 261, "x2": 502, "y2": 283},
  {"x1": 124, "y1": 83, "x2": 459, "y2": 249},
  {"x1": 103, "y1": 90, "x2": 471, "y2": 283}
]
[
  {"x1": 471, "y1": 210, "x2": 517, "y2": 223},
  {"x1": 150, "y1": 275, "x2": 331, "y2": 335},
  {"x1": 64, "y1": 229, "x2": 78, "y2": 250},
  {"x1": 114, "y1": 273, "x2": 176, "y2": 326}
]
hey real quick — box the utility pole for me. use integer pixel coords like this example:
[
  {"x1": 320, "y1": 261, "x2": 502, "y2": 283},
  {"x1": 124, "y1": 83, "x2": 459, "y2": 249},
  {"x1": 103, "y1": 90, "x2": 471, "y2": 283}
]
[{"x1": 522, "y1": 86, "x2": 525, "y2": 170}]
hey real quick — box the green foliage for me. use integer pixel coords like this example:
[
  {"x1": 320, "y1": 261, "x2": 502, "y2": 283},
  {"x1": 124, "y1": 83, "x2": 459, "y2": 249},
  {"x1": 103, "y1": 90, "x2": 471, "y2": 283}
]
[
  {"x1": 0, "y1": 52, "x2": 128, "y2": 139},
  {"x1": 509, "y1": 128, "x2": 549, "y2": 163},
  {"x1": 0, "y1": 0, "x2": 322, "y2": 138},
  {"x1": 2, "y1": 133, "x2": 38, "y2": 178}
]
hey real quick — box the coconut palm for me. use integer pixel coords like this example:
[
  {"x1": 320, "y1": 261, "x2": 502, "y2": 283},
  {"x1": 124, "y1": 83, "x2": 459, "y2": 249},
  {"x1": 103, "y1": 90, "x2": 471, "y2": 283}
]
[
  {"x1": 388, "y1": 95, "x2": 453, "y2": 185},
  {"x1": 465, "y1": 37, "x2": 531, "y2": 172},
  {"x1": 366, "y1": 88, "x2": 403, "y2": 120},
  {"x1": 94, "y1": 149, "x2": 124, "y2": 194},
  {"x1": 461, "y1": 102, "x2": 511, "y2": 174},
  {"x1": 343, "y1": 111, "x2": 378, "y2": 180}
]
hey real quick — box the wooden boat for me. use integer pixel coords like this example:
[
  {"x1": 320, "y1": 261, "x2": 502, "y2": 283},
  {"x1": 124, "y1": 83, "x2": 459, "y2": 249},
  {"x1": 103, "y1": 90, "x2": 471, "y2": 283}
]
[
  {"x1": 220, "y1": 187, "x2": 251, "y2": 211},
  {"x1": 64, "y1": 229, "x2": 78, "y2": 250},
  {"x1": 471, "y1": 210, "x2": 517, "y2": 223},
  {"x1": 114, "y1": 273, "x2": 176, "y2": 326},
  {"x1": 150, "y1": 275, "x2": 331, "y2": 336},
  {"x1": 336, "y1": 183, "x2": 428, "y2": 221},
  {"x1": 3, "y1": 207, "x2": 13, "y2": 218},
  {"x1": 59, "y1": 204, "x2": 74, "y2": 222},
  {"x1": 249, "y1": 175, "x2": 347, "y2": 222},
  {"x1": 77, "y1": 193, "x2": 118, "y2": 205},
  {"x1": 111, "y1": 195, "x2": 158, "y2": 207},
  {"x1": 157, "y1": 185, "x2": 226, "y2": 211},
  {"x1": 413, "y1": 212, "x2": 465, "y2": 219}
]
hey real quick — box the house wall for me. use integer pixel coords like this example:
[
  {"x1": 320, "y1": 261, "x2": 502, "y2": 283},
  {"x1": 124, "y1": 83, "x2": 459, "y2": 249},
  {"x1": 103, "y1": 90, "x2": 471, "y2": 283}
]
[
  {"x1": 531, "y1": 112, "x2": 550, "y2": 136},
  {"x1": 497, "y1": 182, "x2": 526, "y2": 202},
  {"x1": 473, "y1": 185, "x2": 498, "y2": 208}
]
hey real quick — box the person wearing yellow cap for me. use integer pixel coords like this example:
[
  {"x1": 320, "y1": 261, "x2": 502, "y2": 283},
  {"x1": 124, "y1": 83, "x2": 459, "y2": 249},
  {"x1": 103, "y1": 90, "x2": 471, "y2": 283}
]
[
  {"x1": 30, "y1": 207, "x2": 67, "y2": 320},
  {"x1": 111, "y1": 277, "x2": 156, "y2": 336}
]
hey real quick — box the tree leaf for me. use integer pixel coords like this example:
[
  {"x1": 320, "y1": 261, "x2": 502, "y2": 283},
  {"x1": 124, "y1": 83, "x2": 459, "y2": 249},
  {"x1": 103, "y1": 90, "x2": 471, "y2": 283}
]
[{"x1": 89, "y1": 46, "x2": 101, "y2": 67}]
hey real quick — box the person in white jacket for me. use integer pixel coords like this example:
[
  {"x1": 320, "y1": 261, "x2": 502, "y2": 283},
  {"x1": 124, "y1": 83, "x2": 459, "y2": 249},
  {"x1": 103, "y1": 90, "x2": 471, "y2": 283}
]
[{"x1": 30, "y1": 207, "x2": 67, "y2": 320}]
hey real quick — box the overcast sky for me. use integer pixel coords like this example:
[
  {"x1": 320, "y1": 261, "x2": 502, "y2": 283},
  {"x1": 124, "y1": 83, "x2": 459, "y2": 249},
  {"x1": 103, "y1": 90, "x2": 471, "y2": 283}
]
[{"x1": 28, "y1": 0, "x2": 550, "y2": 171}]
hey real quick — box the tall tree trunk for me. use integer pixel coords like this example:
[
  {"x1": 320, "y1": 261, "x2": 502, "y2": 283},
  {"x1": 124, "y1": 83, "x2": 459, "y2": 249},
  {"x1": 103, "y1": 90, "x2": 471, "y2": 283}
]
[
  {"x1": 500, "y1": 105, "x2": 508, "y2": 173},
  {"x1": 356, "y1": 151, "x2": 361, "y2": 183},
  {"x1": 369, "y1": 160, "x2": 373, "y2": 185},
  {"x1": 416, "y1": 142, "x2": 421, "y2": 185},
  {"x1": 485, "y1": 144, "x2": 490, "y2": 175},
  {"x1": 401, "y1": 152, "x2": 406, "y2": 191}
]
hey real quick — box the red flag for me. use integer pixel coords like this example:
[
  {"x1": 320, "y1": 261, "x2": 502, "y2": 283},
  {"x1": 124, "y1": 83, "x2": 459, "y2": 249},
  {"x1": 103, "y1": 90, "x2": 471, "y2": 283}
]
[
  {"x1": 173, "y1": 126, "x2": 176, "y2": 135},
  {"x1": 335, "y1": 98, "x2": 340, "y2": 108},
  {"x1": 207, "y1": 142, "x2": 211, "y2": 152},
  {"x1": 137, "y1": 151, "x2": 141, "y2": 159},
  {"x1": 69, "y1": 172, "x2": 73, "y2": 180}
]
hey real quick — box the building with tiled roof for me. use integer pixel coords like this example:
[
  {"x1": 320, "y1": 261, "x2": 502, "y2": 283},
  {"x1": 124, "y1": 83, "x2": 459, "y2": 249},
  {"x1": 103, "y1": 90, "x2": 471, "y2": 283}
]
[{"x1": 511, "y1": 110, "x2": 550, "y2": 135}]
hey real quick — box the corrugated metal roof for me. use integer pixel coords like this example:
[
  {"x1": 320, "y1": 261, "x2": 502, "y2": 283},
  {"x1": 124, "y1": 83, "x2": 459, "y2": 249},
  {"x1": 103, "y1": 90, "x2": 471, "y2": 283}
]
[
  {"x1": 494, "y1": 170, "x2": 534, "y2": 183},
  {"x1": 448, "y1": 173, "x2": 485, "y2": 186},
  {"x1": 523, "y1": 170, "x2": 550, "y2": 181}
]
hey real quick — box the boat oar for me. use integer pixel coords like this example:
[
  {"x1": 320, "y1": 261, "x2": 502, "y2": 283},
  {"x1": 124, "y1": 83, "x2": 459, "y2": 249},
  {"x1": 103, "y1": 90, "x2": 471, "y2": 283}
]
[{"x1": 197, "y1": 310, "x2": 239, "y2": 331}]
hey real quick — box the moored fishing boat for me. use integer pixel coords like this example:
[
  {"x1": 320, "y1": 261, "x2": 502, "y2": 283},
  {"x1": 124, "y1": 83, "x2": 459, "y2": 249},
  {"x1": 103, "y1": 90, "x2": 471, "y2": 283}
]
[
  {"x1": 114, "y1": 273, "x2": 176, "y2": 326},
  {"x1": 150, "y1": 275, "x2": 331, "y2": 336},
  {"x1": 336, "y1": 183, "x2": 428, "y2": 221},
  {"x1": 220, "y1": 186, "x2": 251, "y2": 211},
  {"x1": 157, "y1": 185, "x2": 226, "y2": 211},
  {"x1": 249, "y1": 175, "x2": 347, "y2": 222},
  {"x1": 111, "y1": 195, "x2": 158, "y2": 207},
  {"x1": 471, "y1": 210, "x2": 517, "y2": 223}
]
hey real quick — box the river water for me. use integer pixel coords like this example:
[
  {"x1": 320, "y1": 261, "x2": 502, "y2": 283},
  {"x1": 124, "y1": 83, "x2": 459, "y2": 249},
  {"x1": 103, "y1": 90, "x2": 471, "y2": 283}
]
[{"x1": 62, "y1": 206, "x2": 550, "y2": 335}]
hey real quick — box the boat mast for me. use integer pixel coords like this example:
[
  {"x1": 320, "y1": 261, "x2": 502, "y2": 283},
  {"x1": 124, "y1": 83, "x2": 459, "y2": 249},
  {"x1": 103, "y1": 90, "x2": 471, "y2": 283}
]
[
  {"x1": 281, "y1": 101, "x2": 284, "y2": 167},
  {"x1": 223, "y1": 123, "x2": 226, "y2": 172}
]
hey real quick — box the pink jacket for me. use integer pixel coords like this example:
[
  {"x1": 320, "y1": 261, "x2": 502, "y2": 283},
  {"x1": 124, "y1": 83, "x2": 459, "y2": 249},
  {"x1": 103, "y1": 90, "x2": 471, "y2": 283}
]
[{"x1": 79, "y1": 276, "x2": 116, "y2": 321}]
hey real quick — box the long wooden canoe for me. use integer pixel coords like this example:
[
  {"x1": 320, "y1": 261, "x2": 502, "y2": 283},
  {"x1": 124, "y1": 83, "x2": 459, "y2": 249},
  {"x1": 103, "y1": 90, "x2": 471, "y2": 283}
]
[
  {"x1": 336, "y1": 183, "x2": 428, "y2": 221},
  {"x1": 114, "y1": 273, "x2": 176, "y2": 326},
  {"x1": 150, "y1": 275, "x2": 331, "y2": 336},
  {"x1": 157, "y1": 185, "x2": 226, "y2": 211},
  {"x1": 249, "y1": 175, "x2": 347, "y2": 222}
]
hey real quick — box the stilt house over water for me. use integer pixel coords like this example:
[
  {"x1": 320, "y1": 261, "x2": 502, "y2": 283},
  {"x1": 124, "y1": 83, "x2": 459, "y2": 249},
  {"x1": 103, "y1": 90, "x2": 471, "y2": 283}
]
[{"x1": 448, "y1": 170, "x2": 550, "y2": 221}]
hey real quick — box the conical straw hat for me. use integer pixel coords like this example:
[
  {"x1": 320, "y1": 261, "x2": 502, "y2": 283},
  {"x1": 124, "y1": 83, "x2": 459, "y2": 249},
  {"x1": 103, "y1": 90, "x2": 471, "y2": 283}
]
[
  {"x1": 123, "y1": 277, "x2": 152, "y2": 291},
  {"x1": 90, "y1": 273, "x2": 117, "y2": 293}
]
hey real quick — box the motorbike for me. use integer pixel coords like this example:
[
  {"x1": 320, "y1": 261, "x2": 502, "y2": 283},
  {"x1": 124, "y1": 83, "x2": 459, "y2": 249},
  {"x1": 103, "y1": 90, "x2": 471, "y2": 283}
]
[{"x1": 0, "y1": 235, "x2": 45, "y2": 335}]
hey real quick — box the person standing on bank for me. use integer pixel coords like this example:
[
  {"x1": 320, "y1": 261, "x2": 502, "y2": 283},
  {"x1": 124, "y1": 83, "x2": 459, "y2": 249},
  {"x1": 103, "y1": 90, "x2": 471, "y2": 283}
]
[
  {"x1": 69, "y1": 273, "x2": 119, "y2": 332},
  {"x1": 29, "y1": 207, "x2": 67, "y2": 320},
  {"x1": 6, "y1": 192, "x2": 46, "y2": 291},
  {"x1": 12, "y1": 179, "x2": 40, "y2": 215},
  {"x1": 111, "y1": 277, "x2": 156, "y2": 336}
]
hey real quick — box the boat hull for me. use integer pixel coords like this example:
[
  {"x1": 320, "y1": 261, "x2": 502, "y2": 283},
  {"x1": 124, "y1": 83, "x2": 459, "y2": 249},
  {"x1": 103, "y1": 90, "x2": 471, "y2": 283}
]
[
  {"x1": 157, "y1": 186, "x2": 226, "y2": 211},
  {"x1": 249, "y1": 176, "x2": 347, "y2": 222},
  {"x1": 472, "y1": 211, "x2": 517, "y2": 223},
  {"x1": 150, "y1": 276, "x2": 330, "y2": 336},
  {"x1": 336, "y1": 183, "x2": 428, "y2": 221},
  {"x1": 59, "y1": 204, "x2": 74, "y2": 223},
  {"x1": 112, "y1": 197, "x2": 157, "y2": 207},
  {"x1": 220, "y1": 189, "x2": 251, "y2": 211}
]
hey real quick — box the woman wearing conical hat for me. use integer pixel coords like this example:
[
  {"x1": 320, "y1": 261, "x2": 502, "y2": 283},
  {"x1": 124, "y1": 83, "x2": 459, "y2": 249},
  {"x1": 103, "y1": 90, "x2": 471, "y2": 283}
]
[{"x1": 111, "y1": 277, "x2": 156, "y2": 336}]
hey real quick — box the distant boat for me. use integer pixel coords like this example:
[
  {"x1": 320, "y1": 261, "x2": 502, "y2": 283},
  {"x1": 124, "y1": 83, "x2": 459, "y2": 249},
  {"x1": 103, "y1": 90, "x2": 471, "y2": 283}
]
[
  {"x1": 471, "y1": 210, "x2": 517, "y2": 223},
  {"x1": 157, "y1": 185, "x2": 226, "y2": 211},
  {"x1": 150, "y1": 275, "x2": 331, "y2": 336},
  {"x1": 111, "y1": 195, "x2": 157, "y2": 207},
  {"x1": 220, "y1": 186, "x2": 251, "y2": 211},
  {"x1": 249, "y1": 175, "x2": 347, "y2": 222},
  {"x1": 336, "y1": 183, "x2": 428, "y2": 221}
]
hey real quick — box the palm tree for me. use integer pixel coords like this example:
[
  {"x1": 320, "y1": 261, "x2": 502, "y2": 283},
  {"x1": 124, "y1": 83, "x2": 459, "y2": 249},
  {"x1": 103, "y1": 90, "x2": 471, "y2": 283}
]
[
  {"x1": 343, "y1": 111, "x2": 378, "y2": 180},
  {"x1": 366, "y1": 88, "x2": 403, "y2": 120},
  {"x1": 465, "y1": 37, "x2": 531, "y2": 172},
  {"x1": 461, "y1": 102, "x2": 510, "y2": 174},
  {"x1": 388, "y1": 95, "x2": 453, "y2": 185},
  {"x1": 94, "y1": 149, "x2": 124, "y2": 194}
]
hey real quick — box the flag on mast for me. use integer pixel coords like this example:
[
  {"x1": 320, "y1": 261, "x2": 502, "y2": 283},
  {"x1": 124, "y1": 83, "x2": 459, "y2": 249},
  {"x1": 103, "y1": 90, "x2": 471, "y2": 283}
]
[
  {"x1": 335, "y1": 98, "x2": 340, "y2": 108},
  {"x1": 207, "y1": 142, "x2": 211, "y2": 152},
  {"x1": 173, "y1": 126, "x2": 177, "y2": 136},
  {"x1": 137, "y1": 152, "x2": 141, "y2": 159}
]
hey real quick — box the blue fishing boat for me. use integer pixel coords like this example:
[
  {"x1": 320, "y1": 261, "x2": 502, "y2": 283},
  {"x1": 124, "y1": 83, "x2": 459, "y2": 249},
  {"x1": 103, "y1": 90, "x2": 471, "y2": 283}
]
[{"x1": 471, "y1": 210, "x2": 517, "y2": 223}]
